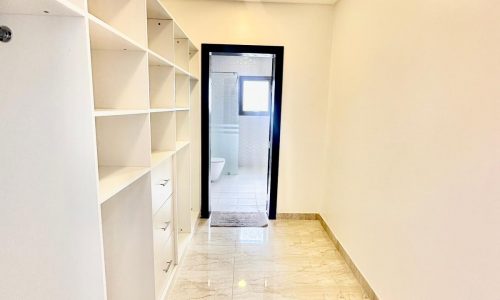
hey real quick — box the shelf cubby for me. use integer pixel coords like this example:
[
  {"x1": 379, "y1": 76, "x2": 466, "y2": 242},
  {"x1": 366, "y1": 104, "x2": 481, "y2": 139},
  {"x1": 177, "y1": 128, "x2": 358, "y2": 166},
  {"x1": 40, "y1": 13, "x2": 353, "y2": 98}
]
[
  {"x1": 147, "y1": 19, "x2": 174, "y2": 62},
  {"x1": 88, "y1": 0, "x2": 147, "y2": 47},
  {"x1": 91, "y1": 50, "x2": 149, "y2": 110},
  {"x1": 95, "y1": 114, "x2": 152, "y2": 202},
  {"x1": 189, "y1": 43, "x2": 199, "y2": 78},
  {"x1": 89, "y1": 15, "x2": 146, "y2": 52},
  {"x1": 190, "y1": 77, "x2": 199, "y2": 98},
  {"x1": 151, "y1": 111, "x2": 176, "y2": 154},
  {"x1": 175, "y1": 74, "x2": 190, "y2": 109},
  {"x1": 101, "y1": 175, "x2": 155, "y2": 300},
  {"x1": 174, "y1": 22, "x2": 189, "y2": 71},
  {"x1": 173, "y1": 22, "x2": 188, "y2": 39},
  {"x1": 149, "y1": 65, "x2": 175, "y2": 109},
  {"x1": 146, "y1": 0, "x2": 173, "y2": 20},
  {"x1": 174, "y1": 39, "x2": 189, "y2": 72},
  {"x1": 189, "y1": 41, "x2": 198, "y2": 53},
  {"x1": 176, "y1": 111, "x2": 190, "y2": 142}
]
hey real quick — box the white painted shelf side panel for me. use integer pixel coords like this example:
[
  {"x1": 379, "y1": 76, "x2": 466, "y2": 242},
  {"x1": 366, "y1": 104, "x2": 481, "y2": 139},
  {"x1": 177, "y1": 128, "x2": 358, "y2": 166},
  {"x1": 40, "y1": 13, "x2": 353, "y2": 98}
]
[
  {"x1": 0, "y1": 15, "x2": 105, "y2": 299},
  {"x1": 101, "y1": 175, "x2": 155, "y2": 300}
]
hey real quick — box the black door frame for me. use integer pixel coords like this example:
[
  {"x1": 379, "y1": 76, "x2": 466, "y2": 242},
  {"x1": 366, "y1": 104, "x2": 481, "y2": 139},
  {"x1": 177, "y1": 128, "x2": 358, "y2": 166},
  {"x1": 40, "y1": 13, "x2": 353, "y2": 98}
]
[{"x1": 201, "y1": 44, "x2": 284, "y2": 220}]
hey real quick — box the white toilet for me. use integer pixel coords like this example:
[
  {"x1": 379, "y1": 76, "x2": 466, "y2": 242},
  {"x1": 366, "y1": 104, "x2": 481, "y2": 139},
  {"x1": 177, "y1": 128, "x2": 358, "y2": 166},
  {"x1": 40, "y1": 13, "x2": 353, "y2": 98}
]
[{"x1": 210, "y1": 157, "x2": 226, "y2": 182}]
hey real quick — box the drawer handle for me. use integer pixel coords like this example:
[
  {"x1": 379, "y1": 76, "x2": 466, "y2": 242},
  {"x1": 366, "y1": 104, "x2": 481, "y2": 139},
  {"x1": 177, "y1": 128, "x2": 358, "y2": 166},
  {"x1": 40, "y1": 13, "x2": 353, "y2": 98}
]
[
  {"x1": 157, "y1": 179, "x2": 170, "y2": 187},
  {"x1": 161, "y1": 222, "x2": 170, "y2": 231},
  {"x1": 163, "y1": 260, "x2": 173, "y2": 273}
]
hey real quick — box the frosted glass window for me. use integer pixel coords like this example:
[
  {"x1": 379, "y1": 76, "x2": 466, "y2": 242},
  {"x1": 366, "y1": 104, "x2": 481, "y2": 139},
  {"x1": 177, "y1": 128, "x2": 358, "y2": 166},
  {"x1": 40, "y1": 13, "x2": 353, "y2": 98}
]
[{"x1": 239, "y1": 78, "x2": 271, "y2": 116}]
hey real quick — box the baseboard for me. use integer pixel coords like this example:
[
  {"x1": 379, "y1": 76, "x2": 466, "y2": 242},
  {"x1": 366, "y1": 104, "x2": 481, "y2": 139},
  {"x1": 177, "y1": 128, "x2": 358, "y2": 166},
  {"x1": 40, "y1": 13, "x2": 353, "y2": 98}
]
[
  {"x1": 276, "y1": 213, "x2": 318, "y2": 220},
  {"x1": 277, "y1": 213, "x2": 379, "y2": 300},
  {"x1": 316, "y1": 214, "x2": 379, "y2": 300}
]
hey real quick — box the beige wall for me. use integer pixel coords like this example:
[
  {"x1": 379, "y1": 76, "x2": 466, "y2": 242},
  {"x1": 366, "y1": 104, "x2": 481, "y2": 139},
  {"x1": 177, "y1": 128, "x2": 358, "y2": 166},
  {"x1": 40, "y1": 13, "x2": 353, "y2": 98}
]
[
  {"x1": 165, "y1": 0, "x2": 334, "y2": 213},
  {"x1": 322, "y1": 0, "x2": 500, "y2": 298}
]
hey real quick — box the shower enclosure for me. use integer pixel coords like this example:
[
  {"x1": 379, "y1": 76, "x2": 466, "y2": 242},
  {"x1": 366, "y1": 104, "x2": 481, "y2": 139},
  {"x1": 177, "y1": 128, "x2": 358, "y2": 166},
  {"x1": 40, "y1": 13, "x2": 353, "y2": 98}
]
[{"x1": 210, "y1": 72, "x2": 240, "y2": 175}]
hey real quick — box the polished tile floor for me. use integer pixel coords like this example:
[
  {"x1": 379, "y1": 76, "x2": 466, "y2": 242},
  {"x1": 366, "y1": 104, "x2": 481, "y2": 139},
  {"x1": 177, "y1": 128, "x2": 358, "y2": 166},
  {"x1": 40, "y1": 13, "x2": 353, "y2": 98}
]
[
  {"x1": 168, "y1": 219, "x2": 370, "y2": 300},
  {"x1": 211, "y1": 167, "x2": 268, "y2": 212}
]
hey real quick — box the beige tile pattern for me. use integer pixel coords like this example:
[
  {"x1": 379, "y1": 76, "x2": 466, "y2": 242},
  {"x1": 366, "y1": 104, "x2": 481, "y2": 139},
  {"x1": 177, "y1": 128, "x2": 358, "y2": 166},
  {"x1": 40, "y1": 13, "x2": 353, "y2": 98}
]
[{"x1": 168, "y1": 219, "x2": 371, "y2": 300}]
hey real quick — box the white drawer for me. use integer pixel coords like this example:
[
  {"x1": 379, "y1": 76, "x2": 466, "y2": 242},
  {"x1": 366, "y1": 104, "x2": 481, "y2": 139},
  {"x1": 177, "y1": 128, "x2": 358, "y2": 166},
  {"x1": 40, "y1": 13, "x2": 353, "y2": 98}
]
[
  {"x1": 151, "y1": 158, "x2": 173, "y2": 214},
  {"x1": 153, "y1": 196, "x2": 173, "y2": 238},
  {"x1": 154, "y1": 235, "x2": 175, "y2": 300},
  {"x1": 153, "y1": 196, "x2": 173, "y2": 257}
]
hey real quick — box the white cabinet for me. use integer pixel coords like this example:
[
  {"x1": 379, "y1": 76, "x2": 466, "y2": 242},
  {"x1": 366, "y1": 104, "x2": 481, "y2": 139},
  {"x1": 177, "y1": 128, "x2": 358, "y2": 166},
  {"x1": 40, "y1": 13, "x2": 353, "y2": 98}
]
[
  {"x1": 154, "y1": 196, "x2": 174, "y2": 237},
  {"x1": 153, "y1": 235, "x2": 175, "y2": 299},
  {"x1": 153, "y1": 197, "x2": 176, "y2": 300},
  {"x1": 151, "y1": 158, "x2": 174, "y2": 214},
  {"x1": 0, "y1": 0, "x2": 200, "y2": 299}
]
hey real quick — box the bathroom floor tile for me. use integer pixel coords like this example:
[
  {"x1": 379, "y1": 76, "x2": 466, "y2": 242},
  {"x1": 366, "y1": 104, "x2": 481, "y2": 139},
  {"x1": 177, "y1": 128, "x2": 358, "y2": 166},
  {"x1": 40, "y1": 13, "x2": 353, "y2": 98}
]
[{"x1": 211, "y1": 167, "x2": 268, "y2": 212}]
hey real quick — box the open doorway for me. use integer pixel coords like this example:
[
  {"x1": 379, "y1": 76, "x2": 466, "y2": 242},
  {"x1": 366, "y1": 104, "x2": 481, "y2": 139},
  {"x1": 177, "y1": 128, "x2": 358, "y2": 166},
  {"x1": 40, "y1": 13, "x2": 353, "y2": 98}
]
[{"x1": 201, "y1": 44, "x2": 284, "y2": 220}]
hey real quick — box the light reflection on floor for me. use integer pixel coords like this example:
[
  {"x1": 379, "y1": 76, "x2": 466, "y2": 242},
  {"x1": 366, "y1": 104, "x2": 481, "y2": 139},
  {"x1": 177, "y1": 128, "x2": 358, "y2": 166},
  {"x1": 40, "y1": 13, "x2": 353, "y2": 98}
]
[{"x1": 169, "y1": 219, "x2": 370, "y2": 299}]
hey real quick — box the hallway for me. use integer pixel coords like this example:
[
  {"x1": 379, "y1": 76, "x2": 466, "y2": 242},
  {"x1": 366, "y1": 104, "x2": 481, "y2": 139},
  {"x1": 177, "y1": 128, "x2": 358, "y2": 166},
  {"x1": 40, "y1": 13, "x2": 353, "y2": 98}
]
[{"x1": 169, "y1": 220, "x2": 369, "y2": 299}]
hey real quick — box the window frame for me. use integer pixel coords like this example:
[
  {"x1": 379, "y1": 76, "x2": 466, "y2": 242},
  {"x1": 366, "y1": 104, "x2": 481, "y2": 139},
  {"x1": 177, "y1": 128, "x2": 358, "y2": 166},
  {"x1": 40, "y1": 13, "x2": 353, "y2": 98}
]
[{"x1": 238, "y1": 76, "x2": 273, "y2": 116}]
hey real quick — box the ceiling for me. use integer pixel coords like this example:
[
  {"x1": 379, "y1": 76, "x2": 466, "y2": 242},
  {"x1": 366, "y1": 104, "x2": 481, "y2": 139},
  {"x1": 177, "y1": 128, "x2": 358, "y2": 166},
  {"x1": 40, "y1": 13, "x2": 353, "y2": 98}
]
[{"x1": 203, "y1": 0, "x2": 338, "y2": 5}]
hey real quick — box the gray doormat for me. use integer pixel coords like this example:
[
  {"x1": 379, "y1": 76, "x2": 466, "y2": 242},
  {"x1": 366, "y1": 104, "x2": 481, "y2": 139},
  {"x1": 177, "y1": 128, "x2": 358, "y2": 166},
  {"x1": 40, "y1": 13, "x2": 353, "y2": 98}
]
[{"x1": 210, "y1": 212, "x2": 269, "y2": 227}]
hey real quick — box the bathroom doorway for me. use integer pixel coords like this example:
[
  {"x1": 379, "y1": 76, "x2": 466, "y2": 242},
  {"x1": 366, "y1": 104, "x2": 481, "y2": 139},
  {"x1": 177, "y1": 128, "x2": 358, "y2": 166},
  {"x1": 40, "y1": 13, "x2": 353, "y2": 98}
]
[{"x1": 201, "y1": 44, "x2": 284, "y2": 219}]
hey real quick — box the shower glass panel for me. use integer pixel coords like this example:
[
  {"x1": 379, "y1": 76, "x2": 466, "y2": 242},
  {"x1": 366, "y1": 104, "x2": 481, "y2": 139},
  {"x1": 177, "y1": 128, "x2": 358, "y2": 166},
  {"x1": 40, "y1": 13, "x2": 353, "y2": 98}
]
[{"x1": 210, "y1": 73, "x2": 239, "y2": 175}]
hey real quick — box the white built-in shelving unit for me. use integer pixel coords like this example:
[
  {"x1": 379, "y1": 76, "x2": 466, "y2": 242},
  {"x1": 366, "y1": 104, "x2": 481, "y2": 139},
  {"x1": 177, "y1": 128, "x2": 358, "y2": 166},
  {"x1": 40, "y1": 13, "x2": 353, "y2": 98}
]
[{"x1": 0, "y1": 0, "x2": 199, "y2": 299}]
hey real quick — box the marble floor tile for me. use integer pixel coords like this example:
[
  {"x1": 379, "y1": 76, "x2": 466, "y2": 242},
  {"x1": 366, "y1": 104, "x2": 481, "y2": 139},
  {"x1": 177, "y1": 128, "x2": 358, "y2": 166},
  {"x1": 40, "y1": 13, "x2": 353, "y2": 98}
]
[{"x1": 168, "y1": 220, "x2": 371, "y2": 300}]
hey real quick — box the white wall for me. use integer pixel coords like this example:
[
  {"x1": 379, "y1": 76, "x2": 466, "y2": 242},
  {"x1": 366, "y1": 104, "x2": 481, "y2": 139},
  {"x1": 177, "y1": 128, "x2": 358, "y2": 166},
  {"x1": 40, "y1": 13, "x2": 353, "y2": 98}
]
[
  {"x1": 166, "y1": 0, "x2": 334, "y2": 212},
  {"x1": 322, "y1": 0, "x2": 500, "y2": 299}
]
